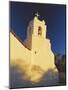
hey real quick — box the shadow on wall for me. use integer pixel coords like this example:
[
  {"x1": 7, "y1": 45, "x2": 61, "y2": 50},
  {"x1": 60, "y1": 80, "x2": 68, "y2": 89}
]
[{"x1": 10, "y1": 59, "x2": 59, "y2": 89}]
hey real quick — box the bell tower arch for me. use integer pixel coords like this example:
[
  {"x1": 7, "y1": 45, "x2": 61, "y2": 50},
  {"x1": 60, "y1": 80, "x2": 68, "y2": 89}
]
[{"x1": 33, "y1": 16, "x2": 47, "y2": 38}]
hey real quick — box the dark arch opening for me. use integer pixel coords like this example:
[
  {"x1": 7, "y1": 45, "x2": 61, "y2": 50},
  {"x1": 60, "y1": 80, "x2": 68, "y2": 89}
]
[{"x1": 38, "y1": 26, "x2": 42, "y2": 36}]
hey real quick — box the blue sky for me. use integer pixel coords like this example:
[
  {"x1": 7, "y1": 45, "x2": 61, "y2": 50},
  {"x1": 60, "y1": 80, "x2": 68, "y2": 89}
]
[{"x1": 10, "y1": 1, "x2": 66, "y2": 54}]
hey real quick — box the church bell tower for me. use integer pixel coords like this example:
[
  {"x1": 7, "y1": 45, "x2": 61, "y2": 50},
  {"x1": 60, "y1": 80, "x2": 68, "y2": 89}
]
[{"x1": 24, "y1": 13, "x2": 47, "y2": 51}]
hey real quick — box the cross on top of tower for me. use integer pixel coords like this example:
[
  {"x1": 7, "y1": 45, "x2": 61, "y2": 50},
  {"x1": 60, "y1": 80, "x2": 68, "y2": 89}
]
[{"x1": 35, "y1": 12, "x2": 40, "y2": 17}]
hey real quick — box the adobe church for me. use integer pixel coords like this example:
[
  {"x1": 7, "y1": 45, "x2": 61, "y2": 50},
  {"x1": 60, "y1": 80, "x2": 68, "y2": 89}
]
[{"x1": 10, "y1": 13, "x2": 58, "y2": 83}]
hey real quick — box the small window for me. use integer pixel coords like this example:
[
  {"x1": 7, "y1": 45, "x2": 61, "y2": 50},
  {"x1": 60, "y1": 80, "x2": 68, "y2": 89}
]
[
  {"x1": 38, "y1": 26, "x2": 42, "y2": 36},
  {"x1": 35, "y1": 51, "x2": 37, "y2": 54}
]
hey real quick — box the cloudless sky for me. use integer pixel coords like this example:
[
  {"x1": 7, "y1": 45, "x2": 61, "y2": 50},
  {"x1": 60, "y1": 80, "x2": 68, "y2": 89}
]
[{"x1": 10, "y1": 1, "x2": 66, "y2": 54}]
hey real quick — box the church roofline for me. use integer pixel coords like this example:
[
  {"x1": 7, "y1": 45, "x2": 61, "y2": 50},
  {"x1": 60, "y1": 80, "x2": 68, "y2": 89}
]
[{"x1": 10, "y1": 31, "x2": 30, "y2": 50}]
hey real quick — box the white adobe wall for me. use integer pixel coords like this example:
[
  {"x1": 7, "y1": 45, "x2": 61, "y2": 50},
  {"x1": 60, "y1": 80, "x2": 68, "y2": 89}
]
[{"x1": 10, "y1": 32, "x2": 31, "y2": 65}]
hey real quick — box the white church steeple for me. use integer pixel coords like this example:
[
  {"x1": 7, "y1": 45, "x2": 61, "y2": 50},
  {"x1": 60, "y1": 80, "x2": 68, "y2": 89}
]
[{"x1": 24, "y1": 14, "x2": 47, "y2": 50}]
